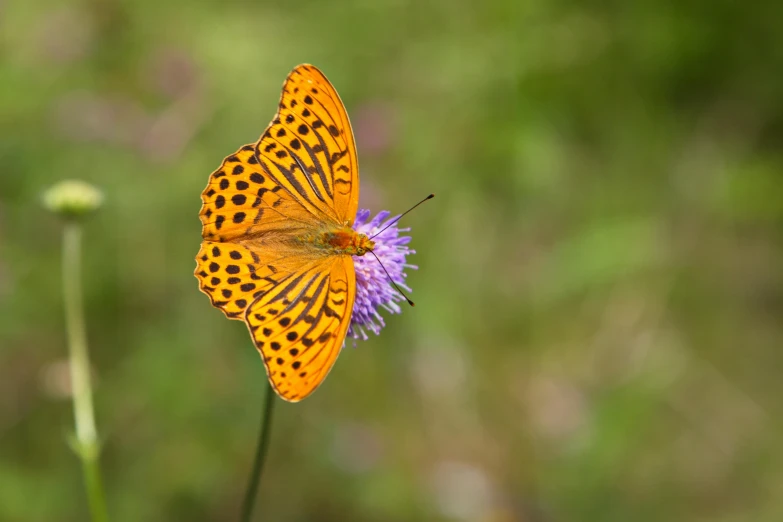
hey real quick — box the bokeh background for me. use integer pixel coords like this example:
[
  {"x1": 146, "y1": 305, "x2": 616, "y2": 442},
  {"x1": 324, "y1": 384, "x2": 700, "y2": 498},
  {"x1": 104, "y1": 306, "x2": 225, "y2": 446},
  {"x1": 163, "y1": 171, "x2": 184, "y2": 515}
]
[{"x1": 3, "y1": 0, "x2": 783, "y2": 521}]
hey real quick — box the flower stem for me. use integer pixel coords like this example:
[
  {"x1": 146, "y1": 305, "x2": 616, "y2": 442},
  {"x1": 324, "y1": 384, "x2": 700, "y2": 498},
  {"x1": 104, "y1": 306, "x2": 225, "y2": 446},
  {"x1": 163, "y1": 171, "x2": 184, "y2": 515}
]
[
  {"x1": 239, "y1": 383, "x2": 276, "y2": 522},
  {"x1": 62, "y1": 222, "x2": 109, "y2": 522}
]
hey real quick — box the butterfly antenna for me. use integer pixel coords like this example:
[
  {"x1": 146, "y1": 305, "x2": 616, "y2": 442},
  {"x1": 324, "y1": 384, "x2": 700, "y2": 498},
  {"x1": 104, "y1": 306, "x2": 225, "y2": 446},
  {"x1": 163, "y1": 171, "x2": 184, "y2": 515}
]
[
  {"x1": 369, "y1": 250, "x2": 415, "y2": 307},
  {"x1": 369, "y1": 194, "x2": 434, "y2": 240}
]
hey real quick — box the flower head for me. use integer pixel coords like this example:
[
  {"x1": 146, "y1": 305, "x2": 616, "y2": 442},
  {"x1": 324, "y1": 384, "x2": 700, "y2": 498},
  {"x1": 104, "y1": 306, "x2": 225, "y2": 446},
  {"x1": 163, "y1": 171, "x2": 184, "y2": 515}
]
[
  {"x1": 43, "y1": 180, "x2": 104, "y2": 219},
  {"x1": 349, "y1": 209, "x2": 416, "y2": 341}
]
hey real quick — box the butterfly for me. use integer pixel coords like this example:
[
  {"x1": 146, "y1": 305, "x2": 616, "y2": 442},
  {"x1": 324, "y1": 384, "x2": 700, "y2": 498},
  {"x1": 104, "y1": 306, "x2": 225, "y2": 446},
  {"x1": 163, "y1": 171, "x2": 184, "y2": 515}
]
[{"x1": 194, "y1": 64, "x2": 376, "y2": 402}]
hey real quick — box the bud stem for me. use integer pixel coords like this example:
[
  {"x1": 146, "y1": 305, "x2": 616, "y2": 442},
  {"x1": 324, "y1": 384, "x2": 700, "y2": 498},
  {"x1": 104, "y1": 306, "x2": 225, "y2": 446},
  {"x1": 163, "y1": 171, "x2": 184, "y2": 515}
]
[{"x1": 62, "y1": 222, "x2": 109, "y2": 522}]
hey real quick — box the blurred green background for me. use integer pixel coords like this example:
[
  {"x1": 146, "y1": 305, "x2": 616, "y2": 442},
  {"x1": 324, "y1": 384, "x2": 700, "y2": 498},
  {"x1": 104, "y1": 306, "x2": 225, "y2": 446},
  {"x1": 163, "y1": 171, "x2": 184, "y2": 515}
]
[{"x1": 2, "y1": 0, "x2": 783, "y2": 521}]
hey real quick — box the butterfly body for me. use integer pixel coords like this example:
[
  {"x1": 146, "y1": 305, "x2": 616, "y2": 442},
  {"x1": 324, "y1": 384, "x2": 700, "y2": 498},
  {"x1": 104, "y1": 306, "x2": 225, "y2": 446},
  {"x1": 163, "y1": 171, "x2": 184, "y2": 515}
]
[
  {"x1": 196, "y1": 64, "x2": 368, "y2": 402},
  {"x1": 306, "y1": 227, "x2": 375, "y2": 256}
]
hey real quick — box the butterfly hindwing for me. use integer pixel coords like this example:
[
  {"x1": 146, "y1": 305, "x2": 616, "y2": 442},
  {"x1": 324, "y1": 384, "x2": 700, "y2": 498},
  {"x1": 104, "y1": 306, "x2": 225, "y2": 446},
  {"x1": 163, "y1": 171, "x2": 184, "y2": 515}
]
[
  {"x1": 254, "y1": 64, "x2": 359, "y2": 226},
  {"x1": 245, "y1": 256, "x2": 356, "y2": 402},
  {"x1": 196, "y1": 241, "x2": 289, "y2": 320}
]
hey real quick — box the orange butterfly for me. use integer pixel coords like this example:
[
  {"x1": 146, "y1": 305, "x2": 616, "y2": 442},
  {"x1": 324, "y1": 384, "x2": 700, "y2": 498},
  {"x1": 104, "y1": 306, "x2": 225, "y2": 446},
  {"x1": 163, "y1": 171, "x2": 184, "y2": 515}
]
[{"x1": 195, "y1": 64, "x2": 375, "y2": 402}]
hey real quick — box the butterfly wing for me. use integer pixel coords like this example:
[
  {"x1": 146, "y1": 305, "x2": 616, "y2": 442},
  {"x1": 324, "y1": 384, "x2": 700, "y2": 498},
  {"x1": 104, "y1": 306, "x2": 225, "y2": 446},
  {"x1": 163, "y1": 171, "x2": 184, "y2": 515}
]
[
  {"x1": 197, "y1": 142, "x2": 326, "y2": 320},
  {"x1": 254, "y1": 64, "x2": 360, "y2": 226},
  {"x1": 196, "y1": 241, "x2": 273, "y2": 320},
  {"x1": 244, "y1": 255, "x2": 356, "y2": 402},
  {"x1": 198, "y1": 143, "x2": 322, "y2": 243},
  {"x1": 195, "y1": 238, "x2": 322, "y2": 320}
]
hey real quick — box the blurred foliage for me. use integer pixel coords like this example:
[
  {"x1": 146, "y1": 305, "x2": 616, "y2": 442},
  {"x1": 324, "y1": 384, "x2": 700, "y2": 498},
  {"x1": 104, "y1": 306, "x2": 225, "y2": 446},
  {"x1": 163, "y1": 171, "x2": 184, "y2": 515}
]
[{"x1": 2, "y1": 0, "x2": 783, "y2": 521}]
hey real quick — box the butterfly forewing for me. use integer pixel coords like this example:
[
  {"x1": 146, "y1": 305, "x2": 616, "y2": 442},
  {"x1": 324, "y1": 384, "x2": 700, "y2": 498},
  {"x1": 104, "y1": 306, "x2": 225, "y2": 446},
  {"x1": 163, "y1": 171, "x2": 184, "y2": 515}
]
[
  {"x1": 199, "y1": 144, "x2": 321, "y2": 242},
  {"x1": 254, "y1": 64, "x2": 359, "y2": 226}
]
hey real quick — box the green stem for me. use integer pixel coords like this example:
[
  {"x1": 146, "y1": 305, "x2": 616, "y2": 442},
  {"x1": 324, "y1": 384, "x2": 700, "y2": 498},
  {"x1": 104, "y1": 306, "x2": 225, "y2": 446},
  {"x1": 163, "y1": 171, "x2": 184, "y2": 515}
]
[
  {"x1": 239, "y1": 383, "x2": 276, "y2": 522},
  {"x1": 63, "y1": 222, "x2": 109, "y2": 522}
]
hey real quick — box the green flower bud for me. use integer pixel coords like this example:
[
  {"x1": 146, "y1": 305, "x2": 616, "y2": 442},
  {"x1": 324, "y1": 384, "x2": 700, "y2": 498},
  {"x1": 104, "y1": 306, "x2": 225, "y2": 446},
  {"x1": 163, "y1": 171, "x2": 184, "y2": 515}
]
[{"x1": 43, "y1": 180, "x2": 104, "y2": 219}]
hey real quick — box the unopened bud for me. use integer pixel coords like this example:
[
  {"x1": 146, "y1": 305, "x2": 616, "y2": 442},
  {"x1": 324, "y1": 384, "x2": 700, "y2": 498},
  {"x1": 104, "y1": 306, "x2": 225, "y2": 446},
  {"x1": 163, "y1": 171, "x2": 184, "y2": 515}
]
[{"x1": 43, "y1": 180, "x2": 104, "y2": 219}]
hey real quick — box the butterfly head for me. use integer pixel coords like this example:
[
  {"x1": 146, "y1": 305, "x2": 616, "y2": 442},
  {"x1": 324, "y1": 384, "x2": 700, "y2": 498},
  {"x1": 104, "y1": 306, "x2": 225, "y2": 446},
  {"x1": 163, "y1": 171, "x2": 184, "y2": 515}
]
[{"x1": 352, "y1": 232, "x2": 375, "y2": 257}]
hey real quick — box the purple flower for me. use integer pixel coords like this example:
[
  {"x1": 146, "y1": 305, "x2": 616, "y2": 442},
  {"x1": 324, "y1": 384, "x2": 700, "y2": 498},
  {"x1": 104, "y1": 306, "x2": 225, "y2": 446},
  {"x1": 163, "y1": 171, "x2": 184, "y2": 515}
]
[{"x1": 348, "y1": 209, "x2": 416, "y2": 341}]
